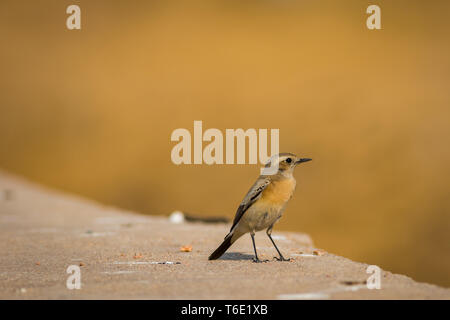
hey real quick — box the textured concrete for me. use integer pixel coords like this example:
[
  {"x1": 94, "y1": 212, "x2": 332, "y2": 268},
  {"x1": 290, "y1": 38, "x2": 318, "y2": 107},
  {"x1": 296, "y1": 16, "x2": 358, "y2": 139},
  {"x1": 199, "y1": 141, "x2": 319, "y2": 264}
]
[{"x1": 0, "y1": 170, "x2": 449, "y2": 300}]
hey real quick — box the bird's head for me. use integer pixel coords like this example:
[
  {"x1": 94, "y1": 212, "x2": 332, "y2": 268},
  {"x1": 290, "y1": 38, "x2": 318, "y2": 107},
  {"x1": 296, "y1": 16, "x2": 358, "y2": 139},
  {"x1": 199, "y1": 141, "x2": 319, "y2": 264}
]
[{"x1": 263, "y1": 153, "x2": 312, "y2": 176}]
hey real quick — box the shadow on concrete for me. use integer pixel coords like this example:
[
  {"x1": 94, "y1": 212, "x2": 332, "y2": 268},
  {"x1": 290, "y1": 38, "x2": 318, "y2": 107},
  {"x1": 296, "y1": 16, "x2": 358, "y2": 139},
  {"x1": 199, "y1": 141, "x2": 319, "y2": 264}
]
[{"x1": 220, "y1": 252, "x2": 254, "y2": 261}]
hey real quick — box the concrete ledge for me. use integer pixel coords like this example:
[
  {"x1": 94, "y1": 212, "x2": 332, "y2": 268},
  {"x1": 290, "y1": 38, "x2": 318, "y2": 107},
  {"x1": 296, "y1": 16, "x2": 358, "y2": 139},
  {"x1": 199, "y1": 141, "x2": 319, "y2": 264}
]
[{"x1": 1, "y1": 170, "x2": 449, "y2": 299}]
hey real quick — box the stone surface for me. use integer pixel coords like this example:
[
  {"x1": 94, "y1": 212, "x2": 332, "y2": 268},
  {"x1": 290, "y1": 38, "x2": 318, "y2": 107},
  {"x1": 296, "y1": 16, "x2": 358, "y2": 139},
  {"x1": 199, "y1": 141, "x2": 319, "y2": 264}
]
[{"x1": 0, "y1": 170, "x2": 449, "y2": 299}]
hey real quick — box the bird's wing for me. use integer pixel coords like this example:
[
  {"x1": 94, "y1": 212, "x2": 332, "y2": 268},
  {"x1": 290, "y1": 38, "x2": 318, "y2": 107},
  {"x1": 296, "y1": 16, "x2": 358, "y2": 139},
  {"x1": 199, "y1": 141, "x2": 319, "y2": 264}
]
[{"x1": 228, "y1": 176, "x2": 271, "y2": 233}]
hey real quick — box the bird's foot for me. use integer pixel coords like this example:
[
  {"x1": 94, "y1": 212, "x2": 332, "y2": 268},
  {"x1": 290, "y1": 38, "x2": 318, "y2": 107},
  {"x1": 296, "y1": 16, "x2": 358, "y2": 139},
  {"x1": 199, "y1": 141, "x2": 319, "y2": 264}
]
[
  {"x1": 274, "y1": 256, "x2": 291, "y2": 262},
  {"x1": 252, "y1": 258, "x2": 269, "y2": 263}
]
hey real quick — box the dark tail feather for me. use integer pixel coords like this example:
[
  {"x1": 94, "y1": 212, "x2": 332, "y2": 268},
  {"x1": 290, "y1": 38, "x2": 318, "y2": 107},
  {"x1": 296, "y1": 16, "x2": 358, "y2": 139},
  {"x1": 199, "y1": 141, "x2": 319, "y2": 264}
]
[{"x1": 209, "y1": 235, "x2": 233, "y2": 260}]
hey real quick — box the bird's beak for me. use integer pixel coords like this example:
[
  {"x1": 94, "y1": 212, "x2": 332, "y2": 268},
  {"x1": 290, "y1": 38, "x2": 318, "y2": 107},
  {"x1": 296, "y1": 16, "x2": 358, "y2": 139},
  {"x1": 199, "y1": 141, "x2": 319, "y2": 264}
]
[{"x1": 295, "y1": 158, "x2": 312, "y2": 164}]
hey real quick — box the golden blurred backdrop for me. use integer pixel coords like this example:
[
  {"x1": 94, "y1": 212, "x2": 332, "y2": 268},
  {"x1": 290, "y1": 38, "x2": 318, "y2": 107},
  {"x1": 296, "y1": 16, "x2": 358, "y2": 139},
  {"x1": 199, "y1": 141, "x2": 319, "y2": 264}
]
[{"x1": 0, "y1": 1, "x2": 449, "y2": 286}]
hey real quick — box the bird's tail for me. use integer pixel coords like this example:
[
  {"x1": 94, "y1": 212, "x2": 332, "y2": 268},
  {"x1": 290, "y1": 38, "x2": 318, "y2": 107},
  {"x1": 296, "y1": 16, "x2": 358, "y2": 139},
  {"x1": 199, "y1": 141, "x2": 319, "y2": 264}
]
[{"x1": 208, "y1": 234, "x2": 233, "y2": 260}]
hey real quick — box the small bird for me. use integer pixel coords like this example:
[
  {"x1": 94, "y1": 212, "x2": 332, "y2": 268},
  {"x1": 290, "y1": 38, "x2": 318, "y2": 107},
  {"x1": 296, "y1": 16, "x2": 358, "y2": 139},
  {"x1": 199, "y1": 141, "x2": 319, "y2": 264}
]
[{"x1": 208, "y1": 153, "x2": 311, "y2": 262}]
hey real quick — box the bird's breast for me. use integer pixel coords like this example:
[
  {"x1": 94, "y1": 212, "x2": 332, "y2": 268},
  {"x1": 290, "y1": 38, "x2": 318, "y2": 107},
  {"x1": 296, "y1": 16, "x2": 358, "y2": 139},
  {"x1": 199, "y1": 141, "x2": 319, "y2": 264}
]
[{"x1": 260, "y1": 178, "x2": 296, "y2": 206}]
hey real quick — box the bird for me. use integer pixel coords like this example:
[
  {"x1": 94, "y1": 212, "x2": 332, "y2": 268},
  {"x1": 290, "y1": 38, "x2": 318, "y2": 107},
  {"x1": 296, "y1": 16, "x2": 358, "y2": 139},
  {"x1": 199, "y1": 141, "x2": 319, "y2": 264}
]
[{"x1": 208, "y1": 153, "x2": 312, "y2": 262}]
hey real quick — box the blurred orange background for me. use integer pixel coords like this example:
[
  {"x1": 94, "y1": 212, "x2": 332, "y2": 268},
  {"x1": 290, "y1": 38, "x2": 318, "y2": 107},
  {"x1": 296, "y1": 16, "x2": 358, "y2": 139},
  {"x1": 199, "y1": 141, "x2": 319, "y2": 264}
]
[{"x1": 0, "y1": 1, "x2": 449, "y2": 286}]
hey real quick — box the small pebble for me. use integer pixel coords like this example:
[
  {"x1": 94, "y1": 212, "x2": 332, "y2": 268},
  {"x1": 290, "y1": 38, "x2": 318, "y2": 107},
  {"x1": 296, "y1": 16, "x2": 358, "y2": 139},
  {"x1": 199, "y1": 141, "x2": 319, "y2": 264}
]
[
  {"x1": 313, "y1": 249, "x2": 326, "y2": 256},
  {"x1": 180, "y1": 245, "x2": 192, "y2": 252},
  {"x1": 169, "y1": 211, "x2": 185, "y2": 224}
]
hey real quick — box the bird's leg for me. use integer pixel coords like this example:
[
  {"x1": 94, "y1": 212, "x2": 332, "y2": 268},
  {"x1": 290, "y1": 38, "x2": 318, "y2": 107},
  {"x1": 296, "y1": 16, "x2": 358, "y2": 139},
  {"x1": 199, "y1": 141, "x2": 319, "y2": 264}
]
[
  {"x1": 250, "y1": 232, "x2": 268, "y2": 263},
  {"x1": 266, "y1": 227, "x2": 290, "y2": 262}
]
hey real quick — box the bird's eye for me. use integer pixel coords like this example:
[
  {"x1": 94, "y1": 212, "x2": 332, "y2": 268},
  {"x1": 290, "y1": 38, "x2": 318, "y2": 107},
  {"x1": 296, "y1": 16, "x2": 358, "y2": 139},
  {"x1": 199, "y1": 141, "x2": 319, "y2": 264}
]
[{"x1": 285, "y1": 158, "x2": 292, "y2": 163}]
